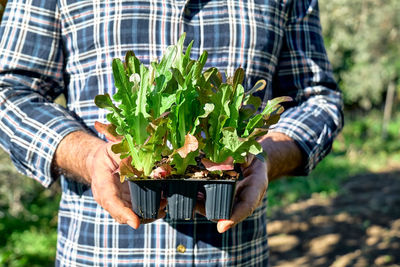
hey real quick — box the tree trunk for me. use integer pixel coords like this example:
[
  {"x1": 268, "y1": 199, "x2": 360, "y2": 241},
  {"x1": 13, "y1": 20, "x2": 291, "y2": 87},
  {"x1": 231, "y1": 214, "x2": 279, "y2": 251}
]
[{"x1": 382, "y1": 81, "x2": 396, "y2": 139}]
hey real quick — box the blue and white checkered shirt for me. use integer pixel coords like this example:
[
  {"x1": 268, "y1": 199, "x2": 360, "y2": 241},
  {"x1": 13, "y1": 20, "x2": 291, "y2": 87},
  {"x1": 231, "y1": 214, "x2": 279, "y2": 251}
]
[{"x1": 0, "y1": 0, "x2": 343, "y2": 266}]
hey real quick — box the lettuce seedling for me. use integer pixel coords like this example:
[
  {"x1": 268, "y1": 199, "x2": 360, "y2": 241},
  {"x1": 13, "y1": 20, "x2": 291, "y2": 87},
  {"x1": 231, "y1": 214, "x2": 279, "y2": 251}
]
[{"x1": 95, "y1": 33, "x2": 291, "y2": 180}]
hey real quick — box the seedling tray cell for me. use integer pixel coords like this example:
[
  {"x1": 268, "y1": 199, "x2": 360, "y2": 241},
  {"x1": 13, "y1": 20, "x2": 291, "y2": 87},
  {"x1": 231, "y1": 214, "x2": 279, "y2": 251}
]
[
  {"x1": 128, "y1": 180, "x2": 162, "y2": 219},
  {"x1": 128, "y1": 178, "x2": 236, "y2": 221},
  {"x1": 166, "y1": 180, "x2": 199, "y2": 220}
]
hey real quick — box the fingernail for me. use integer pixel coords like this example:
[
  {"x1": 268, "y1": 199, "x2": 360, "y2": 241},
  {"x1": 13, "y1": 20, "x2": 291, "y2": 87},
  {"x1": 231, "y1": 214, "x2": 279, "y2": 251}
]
[
  {"x1": 127, "y1": 220, "x2": 138, "y2": 229},
  {"x1": 217, "y1": 220, "x2": 234, "y2": 233}
]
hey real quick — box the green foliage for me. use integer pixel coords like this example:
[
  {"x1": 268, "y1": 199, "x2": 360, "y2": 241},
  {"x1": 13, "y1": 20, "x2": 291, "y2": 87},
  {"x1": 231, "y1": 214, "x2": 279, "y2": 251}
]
[
  {"x1": 1, "y1": 228, "x2": 57, "y2": 267},
  {"x1": 340, "y1": 111, "x2": 400, "y2": 154},
  {"x1": 320, "y1": 0, "x2": 400, "y2": 109},
  {"x1": 0, "y1": 150, "x2": 58, "y2": 266},
  {"x1": 95, "y1": 34, "x2": 289, "y2": 178},
  {"x1": 268, "y1": 110, "x2": 400, "y2": 211}
]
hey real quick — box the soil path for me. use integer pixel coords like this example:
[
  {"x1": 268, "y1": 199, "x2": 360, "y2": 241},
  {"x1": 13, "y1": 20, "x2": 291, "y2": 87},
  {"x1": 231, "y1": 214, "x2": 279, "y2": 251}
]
[{"x1": 268, "y1": 170, "x2": 400, "y2": 267}]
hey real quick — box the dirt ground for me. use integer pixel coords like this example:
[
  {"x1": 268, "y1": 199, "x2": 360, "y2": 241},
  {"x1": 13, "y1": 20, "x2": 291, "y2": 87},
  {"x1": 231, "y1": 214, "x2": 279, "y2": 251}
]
[{"x1": 268, "y1": 170, "x2": 400, "y2": 267}]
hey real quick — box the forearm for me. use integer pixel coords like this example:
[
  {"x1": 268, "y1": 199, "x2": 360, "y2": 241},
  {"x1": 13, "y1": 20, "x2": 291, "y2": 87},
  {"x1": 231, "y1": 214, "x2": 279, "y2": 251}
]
[
  {"x1": 53, "y1": 130, "x2": 147, "y2": 227},
  {"x1": 52, "y1": 130, "x2": 105, "y2": 185},
  {"x1": 260, "y1": 132, "x2": 303, "y2": 181}
]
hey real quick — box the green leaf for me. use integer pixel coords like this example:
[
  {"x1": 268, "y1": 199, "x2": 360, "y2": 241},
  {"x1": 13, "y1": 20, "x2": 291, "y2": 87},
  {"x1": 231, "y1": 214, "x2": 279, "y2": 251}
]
[
  {"x1": 244, "y1": 96, "x2": 292, "y2": 137},
  {"x1": 191, "y1": 103, "x2": 214, "y2": 135},
  {"x1": 112, "y1": 58, "x2": 133, "y2": 107},
  {"x1": 197, "y1": 50, "x2": 208, "y2": 69},
  {"x1": 220, "y1": 127, "x2": 264, "y2": 163},
  {"x1": 204, "y1": 83, "x2": 234, "y2": 161},
  {"x1": 182, "y1": 41, "x2": 194, "y2": 71},
  {"x1": 94, "y1": 94, "x2": 120, "y2": 111},
  {"x1": 111, "y1": 139, "x2": 130, "y2": 154},
  {"x1": 191, "y1": 51, "x2": 208, "y2": 84},
  {"x1": 248, "y1": 142, "x2": 264, "y2": 160},
  {"x1": 172, "y1": 151, "x2": 197, "y2": 175},
  {"x1": 125, "y1": 51, "x2": 140, "y2": 76},
  {"x1": 228, "y1": 84, "x2": 244, "y2": 128},
  {"x1": 220, "y1": 127, "x2": 243, "y2": 154},
  {"x1": 203, "y1": 67, "x2": 221, "y2": 89},
  {"x1": 131, "y1": 64, "x2": 150, "y2": 145},
  {"x1": 150, "y1": 73, "x2": 174, "y2": 118},
  {"x1": 159, "y1": 94, "x2": 176, "y2": 115},
  {"x1": 244, "y1": 79, "x2": 267, "y2": 97},
  {"x1": 262, "y1": 96, "x2": 292, "y2": 113},
  {"x1": 95, "y1": 94, "x2": 129, "y2": 135},
  {"x1": 157, "y1": 45, "x2": 177, "y2": 75},
  {"x1": 171, "y1": 68, "x2": 185, "y2": 87},
  {"x1": 243, "y1": 94, "x2": 262, "y2": 110},
  {"x1": 232, "y1": 67, "x2": 245, "y2": 92}
]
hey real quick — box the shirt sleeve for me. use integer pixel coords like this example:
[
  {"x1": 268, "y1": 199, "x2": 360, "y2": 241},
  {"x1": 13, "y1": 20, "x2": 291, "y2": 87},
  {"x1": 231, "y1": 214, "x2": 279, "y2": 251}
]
[
  {"x1": 270, "y1": 0, "x2": 344, "y2": 175},
  {"x1": 0, "y1": 0, "x2": 88, "y2": 187}
]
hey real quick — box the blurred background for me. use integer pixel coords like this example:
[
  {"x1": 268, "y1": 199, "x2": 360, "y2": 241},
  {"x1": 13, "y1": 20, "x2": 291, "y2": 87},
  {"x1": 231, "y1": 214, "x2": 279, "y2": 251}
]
[{"x1": 0, "y1": 0, "x2": 399, "y2": 266}]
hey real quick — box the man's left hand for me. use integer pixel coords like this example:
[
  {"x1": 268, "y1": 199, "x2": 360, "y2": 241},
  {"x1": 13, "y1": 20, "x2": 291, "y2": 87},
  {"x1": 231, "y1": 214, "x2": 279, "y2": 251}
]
[{"x1": 216, "y1": 157, "x2": 268, "y2": 233}]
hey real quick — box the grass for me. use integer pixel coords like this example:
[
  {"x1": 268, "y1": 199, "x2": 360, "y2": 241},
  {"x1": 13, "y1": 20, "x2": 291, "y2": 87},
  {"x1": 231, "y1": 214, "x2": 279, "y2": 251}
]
[
  {"x1": 1, "y1": 110, "x2": 400, "y2": 266},
  {"x1": 268, "y1": 110, "x2": 400, "y2": 211},
  {"x1": 0, "y1": 152, "x2": 60, "y2": 267},
  {"x1": 0, "y1": 185, "x2": 59, "y2": 267}
]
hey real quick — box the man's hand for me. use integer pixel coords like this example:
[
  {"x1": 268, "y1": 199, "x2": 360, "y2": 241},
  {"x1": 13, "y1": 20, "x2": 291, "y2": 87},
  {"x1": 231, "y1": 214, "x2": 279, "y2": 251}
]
[
  {"x1": 216, "y1": 132, "x2": 303, "y2": 233},
  {"x1": 87, "y1": 142, "x2": 166, "y2": 229},
  {"x1": 53, "y1": 131, "x2": 166, "y2": 229},
  {"x1": 217, "y1": 157, "x2": 268, "y2": 233}
]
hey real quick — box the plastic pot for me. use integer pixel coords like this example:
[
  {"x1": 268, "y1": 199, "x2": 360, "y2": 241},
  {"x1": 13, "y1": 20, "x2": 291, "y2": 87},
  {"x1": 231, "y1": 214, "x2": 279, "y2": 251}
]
[{"x1": 128, "y1": 178, "x2": 237, "y2": 221}]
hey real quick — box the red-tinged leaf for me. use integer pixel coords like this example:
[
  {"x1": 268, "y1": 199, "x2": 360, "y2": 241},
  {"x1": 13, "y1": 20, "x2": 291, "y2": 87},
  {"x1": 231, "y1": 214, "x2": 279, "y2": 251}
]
[
  {"x1": 118, "y1": 157, "x2": 143, "y2": 182},
  {"x1": 176, "y1": 134, "x2": 198, "y2": 158},
  {"x1": 150, "y1": 164, "x2": 172, "y2": 179},
  {"x1": 245, "y1": 79, "x2": 267, "y2": 96},
  {"x1": 146, "y1": 111, "x2": 170, "y2": 134},
  {"x1": 94, "y1": 121, "x2": 123, "y2": 142},
  {"x1": 201, "y1": 156, "x2": 234, "y2": 171}
]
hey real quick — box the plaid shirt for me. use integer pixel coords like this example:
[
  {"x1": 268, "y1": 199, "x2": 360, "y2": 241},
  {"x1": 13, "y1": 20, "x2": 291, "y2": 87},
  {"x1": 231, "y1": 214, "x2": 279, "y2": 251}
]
[{"x1": 0, "y1": 0, "x2": 343, "y2": 266}]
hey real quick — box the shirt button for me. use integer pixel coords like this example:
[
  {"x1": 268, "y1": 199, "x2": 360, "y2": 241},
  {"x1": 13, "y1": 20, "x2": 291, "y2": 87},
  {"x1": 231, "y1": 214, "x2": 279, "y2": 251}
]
[{"x1": 177, "y1": 244, "x2": 186, "y2": 253}]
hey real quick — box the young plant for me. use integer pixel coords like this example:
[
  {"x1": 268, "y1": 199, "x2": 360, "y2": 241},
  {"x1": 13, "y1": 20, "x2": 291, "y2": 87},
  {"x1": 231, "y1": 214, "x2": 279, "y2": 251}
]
[
  {"x1": 94, "y1": 33, "x2": 291, "y2": 180},
  {"x1": 193, "y1": 68, "x2": 291, "y2": 171},
  {"x1": 94, "y1": 49, "x2": 176, "y2": 179}
]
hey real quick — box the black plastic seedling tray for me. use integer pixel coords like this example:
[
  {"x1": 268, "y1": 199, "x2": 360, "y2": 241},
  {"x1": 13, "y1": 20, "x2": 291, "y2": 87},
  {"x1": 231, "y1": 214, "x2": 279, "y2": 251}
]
[{"x1": 128, "y1": 179, "x2": 236, "y2": 221}]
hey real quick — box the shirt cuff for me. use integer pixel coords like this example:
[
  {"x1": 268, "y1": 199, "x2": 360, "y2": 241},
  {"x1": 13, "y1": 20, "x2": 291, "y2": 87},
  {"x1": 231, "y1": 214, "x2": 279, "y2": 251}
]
[
  {"x1": 9, "y1": 114, "x2": 88, "y2": 188},
  {"x1": 269, "y1": 102, "x2": 343, "y2": 176}
]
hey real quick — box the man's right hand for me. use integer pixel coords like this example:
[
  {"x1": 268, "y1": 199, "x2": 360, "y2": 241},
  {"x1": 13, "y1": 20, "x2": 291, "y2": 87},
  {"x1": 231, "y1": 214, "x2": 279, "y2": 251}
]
[{"x1": 53, "y1": 131, "x2": 166, "y2": 229}]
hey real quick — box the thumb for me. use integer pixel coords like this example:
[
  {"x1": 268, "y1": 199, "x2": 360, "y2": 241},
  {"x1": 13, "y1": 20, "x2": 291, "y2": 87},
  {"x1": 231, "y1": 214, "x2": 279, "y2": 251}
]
[{"x1": 242, "y1": 154, "x2": 255, "y2": 169}]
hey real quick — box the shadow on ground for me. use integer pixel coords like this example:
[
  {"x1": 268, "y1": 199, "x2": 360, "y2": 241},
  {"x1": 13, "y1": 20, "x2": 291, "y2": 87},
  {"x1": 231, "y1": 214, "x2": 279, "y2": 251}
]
[{"x1": 268, "y1": 170, "x2": 400, "y2": 267}]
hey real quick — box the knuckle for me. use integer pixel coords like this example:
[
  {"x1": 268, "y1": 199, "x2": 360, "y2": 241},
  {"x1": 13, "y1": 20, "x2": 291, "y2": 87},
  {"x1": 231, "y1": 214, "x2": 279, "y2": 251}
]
[{"x1": 115, "y1": 216, "x2": 125, "y2": 224}]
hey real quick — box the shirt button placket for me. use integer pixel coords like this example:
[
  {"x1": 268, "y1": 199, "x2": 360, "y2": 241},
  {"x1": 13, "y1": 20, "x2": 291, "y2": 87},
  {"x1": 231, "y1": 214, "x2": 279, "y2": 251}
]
[{"x1": 174, "y1": 221, "x2": 195, "y2": 262}]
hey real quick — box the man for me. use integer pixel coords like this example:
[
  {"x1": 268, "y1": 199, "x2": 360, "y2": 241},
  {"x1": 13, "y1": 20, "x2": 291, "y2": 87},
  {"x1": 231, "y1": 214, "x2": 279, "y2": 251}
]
[{"x1": 0, "y1": 0, "x2": 343, "y2": 266}]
